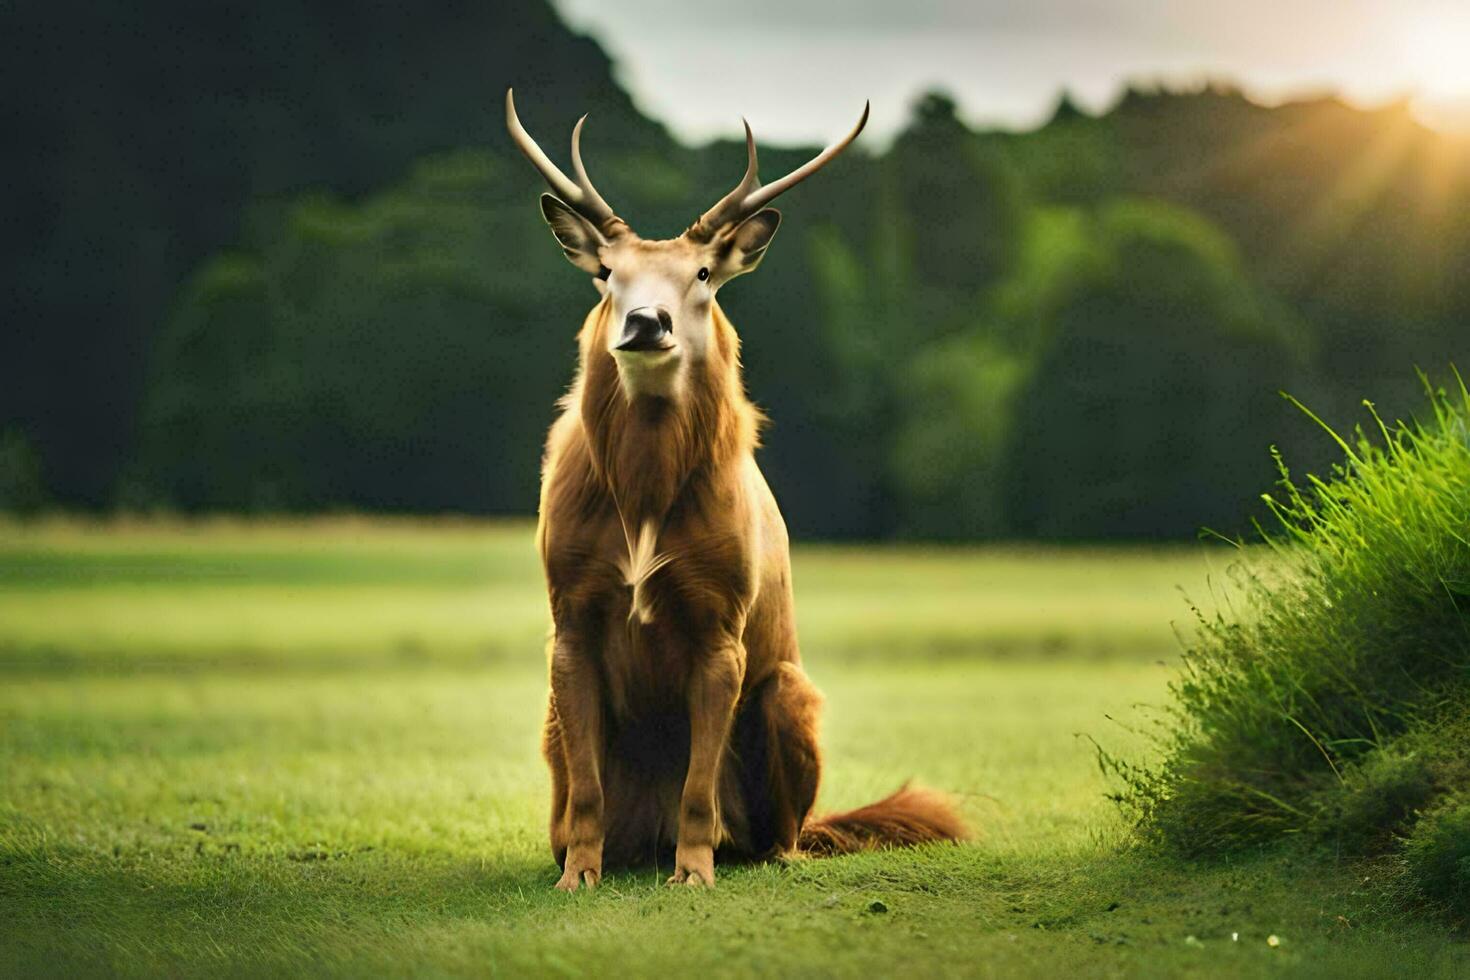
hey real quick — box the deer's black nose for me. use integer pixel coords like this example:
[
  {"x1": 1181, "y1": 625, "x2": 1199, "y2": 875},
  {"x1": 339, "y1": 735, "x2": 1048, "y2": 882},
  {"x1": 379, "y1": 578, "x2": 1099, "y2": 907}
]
[{"x1": 616, "y1": 307, "x2": 674, "y2": 352}]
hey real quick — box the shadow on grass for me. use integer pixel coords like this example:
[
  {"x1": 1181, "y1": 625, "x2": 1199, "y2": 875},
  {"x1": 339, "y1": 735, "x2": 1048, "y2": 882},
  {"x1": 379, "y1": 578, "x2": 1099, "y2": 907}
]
[{"x1": 5, "y1": 840, "x2": 1468, "y2": 978}]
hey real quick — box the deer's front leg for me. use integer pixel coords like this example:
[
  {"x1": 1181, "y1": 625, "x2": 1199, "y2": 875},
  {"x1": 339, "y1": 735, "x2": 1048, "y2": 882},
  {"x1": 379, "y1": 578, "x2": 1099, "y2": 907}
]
[
  {"x1": 550, "y1": 634, "x2": 605, "y2": 892},
  {"x1": 669, "y1": 639, "x2": 744, "y2": 887}
]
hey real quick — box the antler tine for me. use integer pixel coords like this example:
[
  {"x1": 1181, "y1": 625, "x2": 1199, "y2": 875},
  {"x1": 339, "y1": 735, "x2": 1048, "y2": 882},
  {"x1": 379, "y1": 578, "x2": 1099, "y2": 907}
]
[
  {"x1": 737, "y1": 118, "x2": 759, "y2": 194},
  {"x1": 689, "y1": 102, "x2": 869, "y2": 240},
  {"x1": 714, "y1": 120, "x2": 762, "y2": 224},
  {"x1": 688, "y1": 119, "x2": 760, "y2": 240},
  {"x1": 743, "y1": 101, "x2": 868, "y2": 213},
  {"x1": 506, "y1": 89, "x2": 624, "y2": 236},
  {"x1": 570, "y1": 114, "x2": 620, "y2": 230}
]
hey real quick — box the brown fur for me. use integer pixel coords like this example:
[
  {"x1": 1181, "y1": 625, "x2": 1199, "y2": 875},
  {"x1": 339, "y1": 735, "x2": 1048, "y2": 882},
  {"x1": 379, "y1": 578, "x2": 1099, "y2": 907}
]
[
  {"x1": 798, "y1": 785, "x2": 971, "y2": 856},
  {"x1": 536, "y1": 294, "x2": 967, "y2": 890}
]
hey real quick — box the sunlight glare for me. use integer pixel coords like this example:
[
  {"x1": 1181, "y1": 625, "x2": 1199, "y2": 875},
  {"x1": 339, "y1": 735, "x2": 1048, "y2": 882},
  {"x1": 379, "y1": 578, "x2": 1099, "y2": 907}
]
[
  {"x1": 1400, "y1": 9, "x2": 1470, "y2": 132},
  {"x1": 1401, "y1": 10, "x2": 1470, "y2": 98}
]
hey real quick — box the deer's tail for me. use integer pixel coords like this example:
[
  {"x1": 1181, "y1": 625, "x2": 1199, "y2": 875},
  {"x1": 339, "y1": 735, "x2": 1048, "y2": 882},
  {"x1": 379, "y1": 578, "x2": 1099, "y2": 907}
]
[{"x1": 797, "y1": 783, "x2": 969, "y2": 856}]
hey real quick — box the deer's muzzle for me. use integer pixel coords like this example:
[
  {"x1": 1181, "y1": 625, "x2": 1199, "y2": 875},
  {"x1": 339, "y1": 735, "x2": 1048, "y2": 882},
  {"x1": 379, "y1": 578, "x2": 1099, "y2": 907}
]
[{"x1": 616, "y1": 307, "x2": 674, "y2": 352}]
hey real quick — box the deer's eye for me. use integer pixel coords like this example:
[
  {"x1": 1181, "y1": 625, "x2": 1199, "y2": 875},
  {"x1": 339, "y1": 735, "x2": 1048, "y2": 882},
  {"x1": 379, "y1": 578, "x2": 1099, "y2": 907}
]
[{"x1": 696, "y1": 267, "x2": 710, "y2": 282}]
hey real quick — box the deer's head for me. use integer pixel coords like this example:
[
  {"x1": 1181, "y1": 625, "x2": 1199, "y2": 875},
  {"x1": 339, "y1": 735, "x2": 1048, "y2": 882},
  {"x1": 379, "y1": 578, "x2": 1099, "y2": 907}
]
[{"x1": 507, "y1": 90, "x2": 867, "y2": 400}]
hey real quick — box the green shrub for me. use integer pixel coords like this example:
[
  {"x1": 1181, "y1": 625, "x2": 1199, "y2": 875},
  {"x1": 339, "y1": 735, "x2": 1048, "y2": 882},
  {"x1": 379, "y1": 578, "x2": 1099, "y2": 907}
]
[
  {"x1": 1310, "y1": 749, "x2": 1436, "y2": 853},
  {"x1": 1114, "y1": 370, "x2": 1470, "y2": 889},
  {"x1": 1405, "y1": 797, "x2": 1470, "y2": 912}
]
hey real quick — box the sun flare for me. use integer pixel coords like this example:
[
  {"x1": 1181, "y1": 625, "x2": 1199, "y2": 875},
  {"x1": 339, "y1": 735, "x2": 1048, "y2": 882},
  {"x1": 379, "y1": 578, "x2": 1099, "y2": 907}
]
[
  {"x1": 1402, "y1": 15, "x2": 1470, "y2": 97},
  {"x1": 1400, "y1": 10, "x2": 1470, "y2": 131}
]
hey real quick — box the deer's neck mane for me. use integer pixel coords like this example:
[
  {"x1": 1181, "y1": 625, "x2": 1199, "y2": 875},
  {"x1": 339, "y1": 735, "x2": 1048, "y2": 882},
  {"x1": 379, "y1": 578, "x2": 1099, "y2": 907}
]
[{"x1": 573, "y1": 297, "x2": 760, "y2": 529}]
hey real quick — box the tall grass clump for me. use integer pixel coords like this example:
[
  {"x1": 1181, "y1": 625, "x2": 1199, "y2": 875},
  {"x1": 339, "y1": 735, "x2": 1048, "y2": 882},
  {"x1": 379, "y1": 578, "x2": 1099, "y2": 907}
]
[{"x1": 1116, "y1": 371, "x2": 1470, "y2": 912}]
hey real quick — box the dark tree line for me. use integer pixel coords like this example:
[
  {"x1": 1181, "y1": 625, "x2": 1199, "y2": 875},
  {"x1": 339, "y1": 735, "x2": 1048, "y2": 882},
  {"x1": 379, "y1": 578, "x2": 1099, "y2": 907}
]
[
  {"x1": 3, "y1": 4, "x2": 1466, "y2": 538},
  {"x1": 1, "y1": 0, "x2": 666, "y2": 507}
]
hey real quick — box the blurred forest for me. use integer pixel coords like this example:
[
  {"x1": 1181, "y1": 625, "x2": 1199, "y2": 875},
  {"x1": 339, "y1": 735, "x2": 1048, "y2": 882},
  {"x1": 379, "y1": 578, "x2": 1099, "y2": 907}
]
[{"x1": 2, "y1": 0, "x2": 1466, "y2": 539}]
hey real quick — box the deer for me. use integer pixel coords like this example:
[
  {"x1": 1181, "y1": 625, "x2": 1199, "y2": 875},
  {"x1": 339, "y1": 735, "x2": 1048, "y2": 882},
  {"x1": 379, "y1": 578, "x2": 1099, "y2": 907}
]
[{"x1": 507, "y1": 89, "x2": 967, "y2": 890}]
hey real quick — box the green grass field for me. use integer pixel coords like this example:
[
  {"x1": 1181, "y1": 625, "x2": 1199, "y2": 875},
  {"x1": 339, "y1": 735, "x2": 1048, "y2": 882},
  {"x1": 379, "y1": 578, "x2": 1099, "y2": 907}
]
[{"x1": 1, "y1": 519, "x2": 1465, "y2": 977}]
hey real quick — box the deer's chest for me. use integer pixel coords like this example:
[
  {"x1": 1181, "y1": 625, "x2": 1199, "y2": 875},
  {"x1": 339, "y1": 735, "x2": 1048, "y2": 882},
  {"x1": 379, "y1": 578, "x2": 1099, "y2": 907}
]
[
  {"x1": 596, "y1": 606, "x2": 693, "y2": 720},
  {"x1": 547, "y1": 521, "x2": 748, "y2": 720}
]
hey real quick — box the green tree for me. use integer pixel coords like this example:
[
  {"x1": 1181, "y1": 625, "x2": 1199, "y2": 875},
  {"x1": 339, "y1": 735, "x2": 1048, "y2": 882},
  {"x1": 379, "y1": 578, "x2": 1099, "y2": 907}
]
[
  {"x1": 0, "y1": 428, "x2": 46, "y2": 514},
  {"x1": 1004, "y1": 199, "x2": 1310, "y2": 539}
]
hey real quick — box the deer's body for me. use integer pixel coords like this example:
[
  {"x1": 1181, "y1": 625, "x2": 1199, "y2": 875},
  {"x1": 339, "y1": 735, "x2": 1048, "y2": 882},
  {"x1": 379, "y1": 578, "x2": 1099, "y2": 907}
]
[
  {"x1": 509, "y1": 90, "x2": 965, "y2": 890},
  {"x1": 539, "y1": 298, "x2": 819, "y2": 873}
]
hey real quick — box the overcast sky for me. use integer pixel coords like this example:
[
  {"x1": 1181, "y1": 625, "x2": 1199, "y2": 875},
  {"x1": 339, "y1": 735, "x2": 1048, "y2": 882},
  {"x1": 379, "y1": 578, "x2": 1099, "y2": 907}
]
[{"x1": 551, "y1": 0, "x2": 1470, "y2": 146}]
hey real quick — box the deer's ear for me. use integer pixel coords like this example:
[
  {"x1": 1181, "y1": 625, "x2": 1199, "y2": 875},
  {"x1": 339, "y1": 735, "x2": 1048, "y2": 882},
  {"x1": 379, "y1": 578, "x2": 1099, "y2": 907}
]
[
  {"x1": 713, "y1": 209, "x2": 781, "y2": 283},
  {"x1": 540, "y1": 194, "x2": 606, "y2": 276}
]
